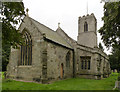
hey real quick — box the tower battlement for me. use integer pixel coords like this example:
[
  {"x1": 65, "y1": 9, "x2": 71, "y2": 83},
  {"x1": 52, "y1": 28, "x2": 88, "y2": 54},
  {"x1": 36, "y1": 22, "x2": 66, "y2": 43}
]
[{"x1": 77, "y1": 13, "x2": 97, "y2": 48}]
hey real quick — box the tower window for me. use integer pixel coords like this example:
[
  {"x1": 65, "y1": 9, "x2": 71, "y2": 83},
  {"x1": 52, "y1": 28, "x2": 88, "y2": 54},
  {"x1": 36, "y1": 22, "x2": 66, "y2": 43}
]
[
  {"x1": 19, "y1": 31, "x2": 32, "y2": 66},
  {"x1": 84, "y1": 22, "x2": 88, "y2": 32}
]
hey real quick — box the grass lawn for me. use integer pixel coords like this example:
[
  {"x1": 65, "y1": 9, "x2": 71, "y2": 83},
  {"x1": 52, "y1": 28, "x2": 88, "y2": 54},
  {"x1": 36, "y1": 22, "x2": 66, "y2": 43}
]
[{"x1": 2, "y1": 73, "x2": 118, "y2": 90}]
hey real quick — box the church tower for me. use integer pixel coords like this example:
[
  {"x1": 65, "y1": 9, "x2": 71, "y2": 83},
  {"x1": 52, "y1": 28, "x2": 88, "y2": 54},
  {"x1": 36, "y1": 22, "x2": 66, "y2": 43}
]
[{"x1": 77, "y1": 13, "x2": 97, "y2": 48}]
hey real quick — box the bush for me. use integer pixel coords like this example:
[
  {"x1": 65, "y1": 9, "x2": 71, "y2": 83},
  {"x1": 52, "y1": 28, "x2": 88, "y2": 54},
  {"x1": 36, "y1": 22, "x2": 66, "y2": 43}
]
[{"x1": 118, "y1": 73, "x2": 120, "y2": 81}]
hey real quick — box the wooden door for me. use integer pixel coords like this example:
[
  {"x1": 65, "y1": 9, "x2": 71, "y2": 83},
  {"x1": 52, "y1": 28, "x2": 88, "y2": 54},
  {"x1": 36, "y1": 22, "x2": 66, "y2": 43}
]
[{"x1": 60, "y1": 63, "x2": 63, "y2": 78}]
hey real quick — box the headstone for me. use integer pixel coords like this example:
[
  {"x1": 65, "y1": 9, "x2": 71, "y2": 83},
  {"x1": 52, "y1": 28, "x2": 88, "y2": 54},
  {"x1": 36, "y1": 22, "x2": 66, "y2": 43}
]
[
  {"x1": 115, "y1": 69, "x2": 118, "y2": 73},
  {"x1": 111, "y1": 70, "x2": 113, "y2": 73},
  {"x1": 114, "y1": 69, "x2": 117, "y2": 73},
  {"x1": 113, "y1": 81, "x2": 118, "y2": 90}
]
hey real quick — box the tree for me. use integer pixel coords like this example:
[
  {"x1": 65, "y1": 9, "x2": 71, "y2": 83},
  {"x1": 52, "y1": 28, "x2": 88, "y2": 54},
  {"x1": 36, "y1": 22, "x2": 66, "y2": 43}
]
[
  {"x1": 98, "y1": 43, "x2": 104, "y2": 51},
  {"x1": 109, "y1": 47, "x2": 120, "y2": 72},
  {"x1": 99, "y1": 2, "x2": 120, "y2": 72},
  {"x1": 2, "y1": 2, "x2": 25, "y2": 71},
  {"x1": 99, "y1": 2, "x2": 120, "y2": 48}
]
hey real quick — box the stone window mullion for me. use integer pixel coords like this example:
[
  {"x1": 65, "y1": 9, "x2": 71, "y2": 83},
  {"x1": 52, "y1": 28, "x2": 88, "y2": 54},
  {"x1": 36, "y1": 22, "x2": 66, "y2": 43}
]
[{"x1": 19, "y1": 31, "x2": 32, "y2": 66}]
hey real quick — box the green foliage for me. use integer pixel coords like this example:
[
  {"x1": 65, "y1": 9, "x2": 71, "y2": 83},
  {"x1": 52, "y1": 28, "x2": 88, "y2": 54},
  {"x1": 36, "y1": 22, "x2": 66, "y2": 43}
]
[
  {"x1": 99, "y1": 2, "x2": 120, "y2": 48},
  {"x1": 2, "y1": 73, "x2": 118, "y2": 90},
  {"x1": 2, "y1": 2, "x2": 25, "y2": 71},
  {"x1": 118, "y1": 73, "x2": 120, "y2": 81},
  {"x1": 2, "y1": 2, "x2": 25, "y2": 47},
  {"x1": 109, "y1": 47, "x2": 120, "y2": 72},
  {"x1": 1, "y1": 72, "x2": 4, "y2": 79},
  {"x1": 2, "y1": 44, "x2": 10, "y2": 71},
  {"x1": 99, "y1": 43, "x2": 104, "y2": 51},
  {"x1": 99, "y1": 2, "x2": 120, "y2": 73},
  {"x1": 109, "y1": 55, "x2": 118, "y2": 70}
]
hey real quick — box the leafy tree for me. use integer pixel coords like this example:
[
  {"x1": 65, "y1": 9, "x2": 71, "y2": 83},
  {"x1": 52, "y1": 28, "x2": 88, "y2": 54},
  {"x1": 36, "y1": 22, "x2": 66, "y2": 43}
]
[
  {"x1": 109, "y1": 47, "x2": 120, "y2": 72},
  {"x1": 98, "y1": 43, "x2": 104, "y2": 51},
  {"x1": 99, "y1": 2, "x2": 120, "y2": 72},
  {"x1": 99, "y1": 2, "x2": 120, "y2": 48},
  {"x1": 2, "y1": 2, "x2": 25, "y2": 71}
]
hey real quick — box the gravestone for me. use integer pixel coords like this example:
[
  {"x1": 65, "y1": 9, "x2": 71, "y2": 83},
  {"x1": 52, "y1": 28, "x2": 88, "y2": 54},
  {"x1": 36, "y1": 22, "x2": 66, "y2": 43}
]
[
  {"x1": 114, "y1": 81, "x2": 120, "y2": 90},
  {"x1": 115, "y1": 69, "x2": 118, "y2": 73},
  {"x1": 114, "y1": 69, "x2": 118, "y2": 73},
  {"x1": 111, "y1": 70, "x2": 113, "y2": 73}
]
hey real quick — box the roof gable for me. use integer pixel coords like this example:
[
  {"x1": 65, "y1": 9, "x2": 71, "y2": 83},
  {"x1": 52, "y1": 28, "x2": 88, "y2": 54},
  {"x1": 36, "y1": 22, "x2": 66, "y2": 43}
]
[
  {"x1": 56, "y1": 27, "x2": 76, "y2": 47},
  {"x1": 29, "y1": 17, "x2": 73, "y2": 49}
]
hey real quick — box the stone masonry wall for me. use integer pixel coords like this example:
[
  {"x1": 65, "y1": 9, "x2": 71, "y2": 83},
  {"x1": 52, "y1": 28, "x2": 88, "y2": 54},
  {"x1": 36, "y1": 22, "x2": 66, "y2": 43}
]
[
  {"x1": 75, "y1": 45, "x2": 110, "y2": 79},
  {"x1": 46, "y1": 40, "x2": 73, "y2": 81},
  {"x1": 7, "y1": 16, "x2": 45, "y2": 82},
  {"x1": 77, "y1": 14, "x2": 97, "y2": 48},
  {"x1": 76, "y1": 48, "x2": 98, "y2": 79}
]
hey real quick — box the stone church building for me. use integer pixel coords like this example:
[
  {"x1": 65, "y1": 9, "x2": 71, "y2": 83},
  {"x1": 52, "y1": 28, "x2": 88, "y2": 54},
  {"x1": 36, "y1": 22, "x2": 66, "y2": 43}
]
[{"x1": 7, "y1": 13, "x2": 111, "y2": 83}]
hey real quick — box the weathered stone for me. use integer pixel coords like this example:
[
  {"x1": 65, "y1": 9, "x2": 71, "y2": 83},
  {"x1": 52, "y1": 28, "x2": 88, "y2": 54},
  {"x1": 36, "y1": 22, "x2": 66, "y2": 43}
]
[{"x1": 7, "y1": 13, "x2": 110, "y2": 83}]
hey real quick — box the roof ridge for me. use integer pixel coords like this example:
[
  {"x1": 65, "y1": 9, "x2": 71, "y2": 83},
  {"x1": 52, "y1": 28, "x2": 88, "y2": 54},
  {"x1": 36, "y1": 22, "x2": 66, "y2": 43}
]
[{"x1": 28, "y1": 17, "x2": 73, "y2": 49}]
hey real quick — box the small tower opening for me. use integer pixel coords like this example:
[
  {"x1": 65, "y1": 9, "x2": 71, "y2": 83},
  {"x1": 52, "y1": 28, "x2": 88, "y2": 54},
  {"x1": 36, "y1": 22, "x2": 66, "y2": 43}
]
[{"x1": 84, "y1": 21, "x2": 88, "y2": 32}]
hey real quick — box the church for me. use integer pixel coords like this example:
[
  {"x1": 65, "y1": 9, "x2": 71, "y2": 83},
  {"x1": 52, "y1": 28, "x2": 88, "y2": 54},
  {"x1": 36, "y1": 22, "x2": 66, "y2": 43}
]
[{"x1": 7, "y1": 13, "x2": 111, "y2": 83}]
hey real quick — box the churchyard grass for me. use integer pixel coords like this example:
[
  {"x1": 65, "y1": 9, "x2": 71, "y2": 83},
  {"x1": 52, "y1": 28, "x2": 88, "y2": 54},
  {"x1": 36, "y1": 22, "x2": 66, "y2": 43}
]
[
  {"x1": 2, "y1": 73, "x2": 118, "y2": 90},
  {"x1": 1, "y1": 72, "x2": 4, "y2": 79}
]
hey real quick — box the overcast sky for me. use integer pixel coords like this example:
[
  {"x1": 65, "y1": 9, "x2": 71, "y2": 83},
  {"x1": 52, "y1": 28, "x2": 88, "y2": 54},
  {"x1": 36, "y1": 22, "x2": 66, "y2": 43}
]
[{"x1": 23, "y1": 0, "x2": 111, "y2": 54}]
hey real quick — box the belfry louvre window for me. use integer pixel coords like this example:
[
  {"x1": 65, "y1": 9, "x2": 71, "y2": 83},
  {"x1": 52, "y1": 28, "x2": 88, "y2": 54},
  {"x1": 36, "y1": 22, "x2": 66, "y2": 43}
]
[
  {"x1": 19, "y1": 31, "x2": 32, "y2": 65},
  {"x1": 66, "y1": 51, "x2": 71, "y2": 67},
  {"x1": 84, "y1": 22, "x2": 88, "y2": 32},
  {"x1": 80, "y1": 56, "x2": 91, "y2": 70}
]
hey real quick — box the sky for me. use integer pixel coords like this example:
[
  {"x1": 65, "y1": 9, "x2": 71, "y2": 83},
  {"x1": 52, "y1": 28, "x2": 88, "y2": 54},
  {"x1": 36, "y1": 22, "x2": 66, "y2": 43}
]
[{"x1": 23, "y1": 0, "x2": 111, "y2": 54}]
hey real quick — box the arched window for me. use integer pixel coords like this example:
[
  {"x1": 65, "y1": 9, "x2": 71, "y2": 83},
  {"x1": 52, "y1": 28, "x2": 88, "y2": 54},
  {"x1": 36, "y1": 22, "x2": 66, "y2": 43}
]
[
  {"x1": 84, "y1": 21, "x2": 88, "y2": 32},
  {"x1": 66, "y1": 51, "x2": 71, "y2": 67},
  {"x1": 19, "y1": 31, "x2": 32, "y2": 65}
]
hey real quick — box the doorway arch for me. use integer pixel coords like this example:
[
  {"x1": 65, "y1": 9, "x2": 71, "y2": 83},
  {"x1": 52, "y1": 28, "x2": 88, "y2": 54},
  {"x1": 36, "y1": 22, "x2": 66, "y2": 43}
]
[{"x1": 60, "y1": 63, "x2": 64, "y2": 78}]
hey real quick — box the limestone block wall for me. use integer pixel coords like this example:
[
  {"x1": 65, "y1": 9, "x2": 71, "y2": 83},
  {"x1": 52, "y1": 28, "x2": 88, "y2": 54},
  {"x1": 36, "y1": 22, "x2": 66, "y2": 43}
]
[
  {"x1": 56, "y1": 28, "x2": 76, "y2": 48},
  {"x1": 16, "y1": 38, "x2": 45, "y2": 81},
  {"x1": 78, "y1": 14, "x2": 97, "y2": 34},
  {"x1": 97, "y1": 55, "x2": 102, "y2": 78},
  {"x1": 75, "y1": 48, "x2": 98, "y2": 79},
  {"x1": 46, "y1": 41, "x2": 73, "y2": 80},
  {"x1": 7, "y1": 48, "x2": 20, "y2": 78},
  {"x1": 95, "y1": 54, "x2": 104, "y2": 79},
  {"x1": 75, "y1": 47, "x2": 110, "y2": 79},
  {"x1": 96, "y1": 54, "x2": 110, "y2": 77},
  {"x1": 17, "y1": 17, "x2": 44, "y2": 81},
  {"x1": 77, "y1": 14, "x2": 97, "y2": 48},
  {"x1": 77, "y1": 32, "x2": 97, "y2": 48},
  {"x1": 7, "y1": 16, "x2": 45, "y2": 82},
  {"x1": 103, "y1": 58, "x2": 111, "y2": 77}
]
